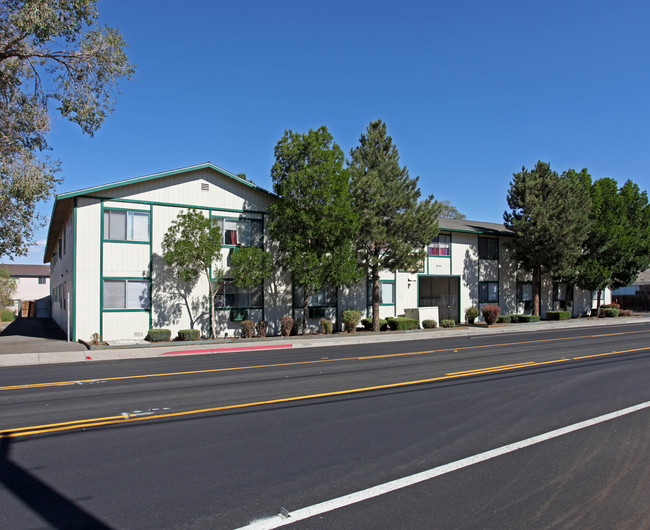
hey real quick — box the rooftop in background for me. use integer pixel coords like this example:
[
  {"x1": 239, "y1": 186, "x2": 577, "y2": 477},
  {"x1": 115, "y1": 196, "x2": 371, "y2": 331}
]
[
  {"x1": 1, "y1": 264, "x2": 50, "y2": 277},
  {"x1": 438, "y1": 218, "x2": 513, "y2": 236}
]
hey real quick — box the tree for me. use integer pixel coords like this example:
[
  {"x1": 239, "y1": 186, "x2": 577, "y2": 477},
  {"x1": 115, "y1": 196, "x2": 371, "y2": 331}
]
[
  {"x1": 348, "y1": 120, "x2": 441, "y2": 332},
  {"x1": 230, "y1": 246, "x2": 273, "y2": 290},
  {"x1": 0, "y1": 0, "x2": 135, "y2": 258},
  {"x1": 574, "y1": 178, "x2": 650, "y2": 308},
  {"x1": 436, "y1": 199, "x2": 466, "y2": 219},
  {"x1": 0, "y1": 266, "x2": 17, "y2": 308},
  {"x1": 504, "y1": 161, "x2": 592, "y2": 316},
  {"x1": 268, "y1": 126, "x2": 362, "y2": 334},
  {"x1": 162, "y1": 209, "x2": 223, "y2": 339}
]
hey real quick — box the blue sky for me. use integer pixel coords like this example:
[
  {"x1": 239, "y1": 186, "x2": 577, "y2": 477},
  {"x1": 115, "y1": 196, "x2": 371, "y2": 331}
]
[{"x1": 13, "y1": 0, "x2": 650, "y2": 263}]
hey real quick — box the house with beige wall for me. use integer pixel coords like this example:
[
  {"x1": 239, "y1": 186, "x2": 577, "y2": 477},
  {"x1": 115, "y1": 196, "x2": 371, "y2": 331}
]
[{"x1": 44, "y1": 162, "x2": 608, "y2": 342}]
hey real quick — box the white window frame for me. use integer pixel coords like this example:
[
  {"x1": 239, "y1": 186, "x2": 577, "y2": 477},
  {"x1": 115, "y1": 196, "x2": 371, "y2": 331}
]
[{"x1": 103, "y1": 209, "x2": 150, "y2": 242}]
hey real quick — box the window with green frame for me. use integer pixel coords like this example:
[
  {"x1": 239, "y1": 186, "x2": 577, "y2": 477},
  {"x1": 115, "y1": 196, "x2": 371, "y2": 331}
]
[
  {"x1": 367, "y1": 280, "x2": 395, "y2": 305},
  {"x1": 478, "y1": 237, "x2": 498, "y2": 260},
  {"x1": 214, "y1": 281, "x2": 262, "y2": 308},
  {"x1": 215, "y1": 217, "x2": 263, "y2": 247},
  {"x1": 294, "y1": 285, "x2": 337, "y2": 308},
  {"x1": 103, "y1": 279, "x2": 150, "y2": 310},
  {"x1": 479, "y1": 281, "x2": 499, "y2": 303},
  {"x1": 103, "y1": 209, "x2": 150, "y2": 242},
  {"x1": 428, "y1": 234, "x2": 450, "y2": 256}
]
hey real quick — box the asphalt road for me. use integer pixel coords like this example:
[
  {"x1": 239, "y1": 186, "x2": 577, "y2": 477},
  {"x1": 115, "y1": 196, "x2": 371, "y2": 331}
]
[{"x1": 1, "y1": 322, "x2": 649, "y2": 528}]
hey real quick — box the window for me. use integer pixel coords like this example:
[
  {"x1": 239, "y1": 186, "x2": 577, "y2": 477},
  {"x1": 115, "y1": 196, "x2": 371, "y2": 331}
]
[
  {"x1": 215, "y1": 281, "x2": 262, "y2": 308},
  {"x1": 554, "y1": 282, "x2": 569, "y2": 301},
  {"x1": 367, "y1": 281, "x2": 395, "y2": 305},
  {"x1": 428, "y1": 234, "x2": 450, "y2": 256},
  {"x1": 103, "y1": 280, "x2": 150, "y2": 310},
  {"x1": 479, "y1": 281, "x2": 499, "y2": 303},
  {"x1": 478, "y1": 237, "x2": 498, "y2": 260},
  {"x1": 38, "y1": 277, "x2": 47, "y2": 285},
  {"x1": 103, "y1": 210, "x2": 150, "y2": 242},
  {"x1": 58, "y1": 238, "x2": 62, "y2": 259},
  {"x1": 294, "y1": 284, "x2": 337, "y2": 307},
  {"x1": 216, "y1": 218, "x2": 263, "y2": 247},
  {"x1": 517, "y1": 282, "x2": 533, "y2": 301}
]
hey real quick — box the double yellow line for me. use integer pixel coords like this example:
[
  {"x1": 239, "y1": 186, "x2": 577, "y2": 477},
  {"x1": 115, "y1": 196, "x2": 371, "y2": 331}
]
[{"x1": 2, "y1": 345, "x2": 648, "y2": 439}]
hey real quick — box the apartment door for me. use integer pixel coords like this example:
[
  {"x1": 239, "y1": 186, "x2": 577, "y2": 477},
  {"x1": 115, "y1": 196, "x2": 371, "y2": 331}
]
[{"x1": 419, "y1": 276, "x2": 460, "y2": 322}]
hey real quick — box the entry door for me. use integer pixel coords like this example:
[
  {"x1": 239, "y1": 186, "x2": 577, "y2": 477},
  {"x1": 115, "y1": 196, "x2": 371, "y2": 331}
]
[{"x1": 419, "y1": 277, "x2": 460, "y2": 322}]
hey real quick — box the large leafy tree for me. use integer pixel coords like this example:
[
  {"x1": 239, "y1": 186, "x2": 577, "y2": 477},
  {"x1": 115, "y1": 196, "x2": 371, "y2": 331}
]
[
  {"x1": 0, "y1": 265, "x2": 17, "y2": 308},
  {"x1": 436, "y1": 199, "x2": 466, "y2": 219},
  {"x1": 268, "y1": 126, "x2": 362, "y2": 334},
  {"x1": 230, "y1": 246, "x2": 273, "y2": 290},
  {"x1": 574, "y1": 178, "x2": 650, "y2": 308},
  {"x1": 162, "y1": 209, "x2": 223, "y2": 339},
  {"x1": 0, "y1": 0, "x2": 135, "y2": 258},
  {"x1": 349, "y1": 120, "x2": 441, "y2": 332},
  {"x1": 504, "y1": 161, "x2": 592, "y2": 315}
]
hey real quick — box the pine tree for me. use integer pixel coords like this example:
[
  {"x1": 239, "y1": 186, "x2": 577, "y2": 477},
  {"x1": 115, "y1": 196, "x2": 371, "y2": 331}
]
[
  {"x1": 349, "y1": 120, "x2": 440, "y2": 331},
  {"x1": 504, "y1": 161, "x2": 592, "y2": 315}
]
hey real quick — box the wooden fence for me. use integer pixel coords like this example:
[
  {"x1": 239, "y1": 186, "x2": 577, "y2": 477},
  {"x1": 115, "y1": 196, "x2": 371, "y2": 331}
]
[{"x1": 613, "y1": 295, "x2": 650, "y2": 311}]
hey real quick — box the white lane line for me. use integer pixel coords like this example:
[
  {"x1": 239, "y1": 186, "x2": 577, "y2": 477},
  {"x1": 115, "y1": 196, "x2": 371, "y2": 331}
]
[{"x1": 238, "y1": 400, "x2": 650, "y2": 529}]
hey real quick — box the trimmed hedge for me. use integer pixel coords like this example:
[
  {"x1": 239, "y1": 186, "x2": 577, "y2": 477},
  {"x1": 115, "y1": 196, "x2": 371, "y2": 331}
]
[
  {"x1": 146, "y1": 328, "x2": 171, "y2": 342},
  {"x1": 599, "y1": 308, "x2": 619, "y2": 318},
  {"x1": 465, "y1": 306, "x2": 479, "y2": 324},
  {"x1": 496, "y1": 315, "x2": 512, "y2": 324},
  {"x1": 546, "y1": 311, "x2": 571, "y2": 321},
  {"x1": 361, "y1": 317, "x2": 388, "y2": 331},
  {"x1": 240, "y1": 320, "x2": 255, "y2": 338},
  {"x1": 600, "y1": 303, "x2": 620, "y2": 310},
  {"x1": 440, "y1": 319, "x2": 456, "y2": 328},
  {"x1": 515, "y1": 314, "x2": 540, "y2": 323},
  {"x1": 481, "y1": 304, "x2": 501, "y2": 325},
  {"x1": 320, "y1": 318, "x2": 333, "y2": 334},
  {"x1": 386, "y1": 317, "x2": 419, "y2": 330},
  {"x1": 422, "y1": 319, "x2": 437, "y2": 329},
  {"x1": 341, "y1": 309, "x2": 361, "y2": 333},
  {"x1": 177, "y1": 329, "x2": 200, "y2": 341}
]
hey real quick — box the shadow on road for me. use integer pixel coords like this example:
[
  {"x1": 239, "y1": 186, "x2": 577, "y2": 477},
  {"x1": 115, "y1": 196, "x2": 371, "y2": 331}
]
[
  {"x1": 0, "y1": 435, "x2": 111, "y2": 529},
  {"x1": 0, "y1": 318, "x2": 68, "y2": 340}
]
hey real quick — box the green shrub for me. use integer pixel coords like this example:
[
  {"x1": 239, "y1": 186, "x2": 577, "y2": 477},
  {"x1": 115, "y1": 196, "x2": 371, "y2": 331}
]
[
  {"x1": 546, "y1": 311, "x2": 571, "y2": 321},
  {"x1": 255, "y1": 320, "x2": 267, "y2": 337},
  {"x1": 360, "y1": 317, "x2": 388, "y2": 331},
  {"x1": 240, "y1": 320, "x2": 255, "y2": 338},
  {"x1": 0, "y1": 309, "x2": 15, "y2": 322},
  {"x1": 600, "y1": 303, "x2": 620, "y2": 310},
  {"x1": 440, "y1": 319, "x2": 456, "y2": 328},
  {"x1": 422, "y1": 319, "x2": 437, "y2": 328},
  {"x1": 341, "y1": 309, "x2": 361, "y2": 333},
  {"x1": 320, "y1": 318, "x2": 333, "y2": 334},
  {"x1": 280, "y1": 315, "x2": 293, "y2": 336},
  {"x1": 146, "y1": 328, "x2": 171, "y2": 342},
  {"x1": 386, "y1": 317, "x2": 419, "y2": 330},
  {"x1": 481, "y1": 304, "x2": 501, "y2": 325},
  {"x1": 516, "y1": 314, "x2": 540, "y2": 323},
  {"x1": 599, "y1": 308, "x2": 619, "y2": 318},
  {"x1": 465, "y1": 306, "x2": 479, "y2": 324},
  {"x1": 177, "y1": 329, "x2": 200, "y2": 341},
  {"x1": 496, "y1": 315, "x2": 511, "y2": 323}
]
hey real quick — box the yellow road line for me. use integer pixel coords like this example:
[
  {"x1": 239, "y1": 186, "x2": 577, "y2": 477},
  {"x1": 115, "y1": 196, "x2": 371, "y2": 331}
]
[
  {"x1": 2, "y1": 328, "x2": 649, "y2": 393},
  {"x1": 4, "y1": 346, "x2": 648, "y2": 439}
]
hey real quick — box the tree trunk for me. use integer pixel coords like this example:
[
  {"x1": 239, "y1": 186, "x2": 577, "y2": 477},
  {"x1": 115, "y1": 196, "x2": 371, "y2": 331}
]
[
  {"x1": 303, "y1": 291, "x2": 310, "y2": 335},
  {"x1": 532, "y1": 266, "x2": 541, "y2": 316},
  {"x1": 596, "y1": 288, "x2": 602, "y2": 314},
  {"x1": 372, "y1": 267, "x2": 380, "y2": 332},
  {"x1": 206, "y1": 269, "x2": 216, "y2": 339}
]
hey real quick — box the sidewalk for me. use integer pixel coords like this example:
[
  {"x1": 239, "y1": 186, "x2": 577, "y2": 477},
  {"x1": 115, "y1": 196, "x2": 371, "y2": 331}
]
[{"x1": 1, "y1": 315, "x2": 648, "y2": 368}]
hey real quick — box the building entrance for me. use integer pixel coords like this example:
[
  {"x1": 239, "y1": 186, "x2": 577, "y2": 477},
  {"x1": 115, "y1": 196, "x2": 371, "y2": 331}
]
[{"x1": 419, "y1": 276, "x2": 460, "y2": 322}]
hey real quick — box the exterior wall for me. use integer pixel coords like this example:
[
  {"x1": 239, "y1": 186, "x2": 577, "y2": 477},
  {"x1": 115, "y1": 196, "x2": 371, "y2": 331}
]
[
  {"x1": 50, "y1": 210, "x2": 75, "y2": 337},
  {"x1": 13, "y1": 276, "x2": 50, "y2": 302}
]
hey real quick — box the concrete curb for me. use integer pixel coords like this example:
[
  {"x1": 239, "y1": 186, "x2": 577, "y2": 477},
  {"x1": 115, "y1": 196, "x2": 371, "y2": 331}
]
[{"x1": 1, "y1": 316, "x2": 648, "y2": 368}]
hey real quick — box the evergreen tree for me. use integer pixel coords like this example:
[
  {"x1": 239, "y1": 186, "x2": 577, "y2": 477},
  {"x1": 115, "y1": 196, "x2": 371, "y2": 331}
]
[
  {"x1": 268, "y1": 126, "x2": 362, "y2": 334},
  {"x1": 504, "y1": 161, "x2": 592, "y2": 315},
  {"x1": 574, "y1": 178, "x2": 650, "y2": 308},
  {"x1": 349, "y1": 120, "x2": 440, "y2": 331}
]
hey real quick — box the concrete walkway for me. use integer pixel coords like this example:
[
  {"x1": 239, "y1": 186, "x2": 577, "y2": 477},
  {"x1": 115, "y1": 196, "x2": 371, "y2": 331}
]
[{"x1": 1, "y1": 315, "x2": 648, "y2": 368}]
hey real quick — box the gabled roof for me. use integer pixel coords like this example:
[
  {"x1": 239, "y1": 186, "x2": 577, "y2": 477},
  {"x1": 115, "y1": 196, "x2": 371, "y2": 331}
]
[
  {"x1": 438, "y1": 218, "x2": 513, "y2": 236},
  {"x1": 1, "y1": 264, "x2": 50, "y2": 277},
  {"x1": 44, "y1": 162, "x2": 274, "y2": 263}
]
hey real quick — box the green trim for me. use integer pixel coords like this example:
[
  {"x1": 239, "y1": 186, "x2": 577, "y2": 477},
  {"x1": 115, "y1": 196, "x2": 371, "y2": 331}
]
[
  {"x1": 82, "y1": 196, "x2": 267, "y2": 215},
  {"x1": 102, "y1": 205, "x2": 150, "y2": 212},
  {"x1": 99, "y1": 201, "x2": 104, "y2": 340},
  {"x1": 478, "y1": 280, "x2": 500, "y2": 303},
  {"x1": 103, "y1": 239, "x2": 150, "y2": 245},
  {"x1": 56, "y1": 162, "x2": 274, "y2": 200},
  {"x1": 102, "y1": 276, "x2": 151, "y2": 280},
  {"x1": 71, "y1": 198, "x2": 77, "y2": 341},
  {"x1": 149, "y1": 203, "x2": 153, "y2": 330},
  {"x1": 449, "y1": 232, "x2": 453, "y2": 273},
  {"x1": 444, "y1": 227, "x2": 513, "y2": 236},
  {"x1": 103, "y1": 309, "x2": 150, "y2": 313}
]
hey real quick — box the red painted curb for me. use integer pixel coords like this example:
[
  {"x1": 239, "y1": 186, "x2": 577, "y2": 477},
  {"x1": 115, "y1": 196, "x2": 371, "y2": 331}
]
[{"x1": 161, "y1": 344, "x2": 293, "y2": 356}]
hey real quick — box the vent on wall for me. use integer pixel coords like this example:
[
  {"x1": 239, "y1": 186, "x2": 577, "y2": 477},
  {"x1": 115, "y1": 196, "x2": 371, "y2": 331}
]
[{"x1": 201, "y1": 183, "x2": 209, "y2": 192}]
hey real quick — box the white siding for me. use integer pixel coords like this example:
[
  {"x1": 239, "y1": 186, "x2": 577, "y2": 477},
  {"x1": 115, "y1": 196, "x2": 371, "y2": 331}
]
[{"x1": 103, "y1": 243, "x2": 150, "y2": 278}]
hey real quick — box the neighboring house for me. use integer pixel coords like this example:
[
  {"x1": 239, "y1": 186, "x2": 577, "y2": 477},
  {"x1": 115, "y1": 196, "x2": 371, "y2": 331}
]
[
  {"x1": 44, "y1": 162, "x2": 609, "y2": 342},
  {"x1": 1, "y1": 264, "x2": 51, "y2": 316},
  {"x1": 612, "y1": 268, "x2": 650, "y2": 295}
]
